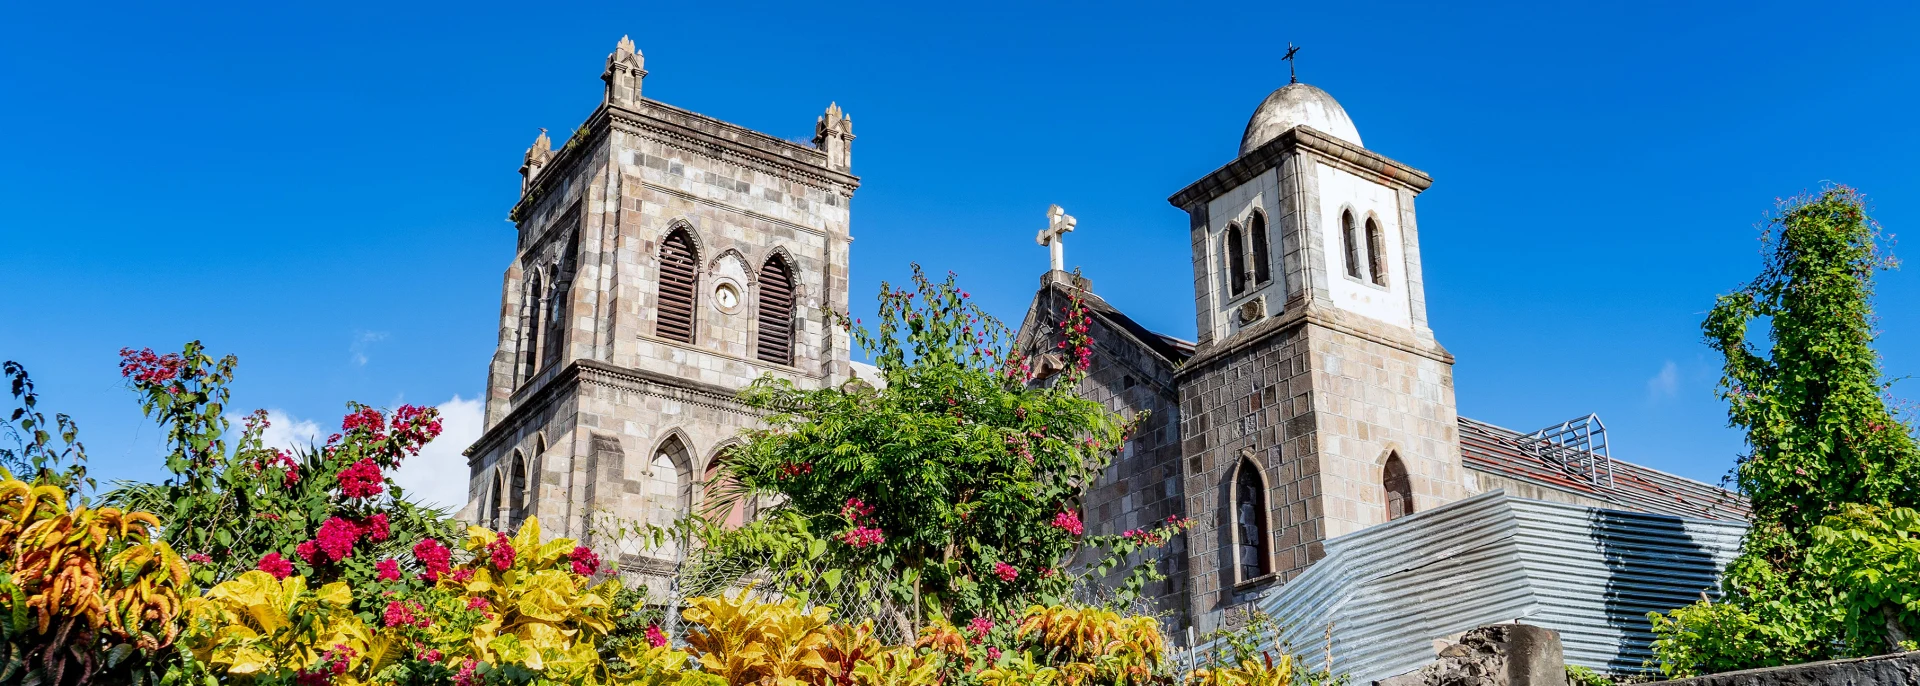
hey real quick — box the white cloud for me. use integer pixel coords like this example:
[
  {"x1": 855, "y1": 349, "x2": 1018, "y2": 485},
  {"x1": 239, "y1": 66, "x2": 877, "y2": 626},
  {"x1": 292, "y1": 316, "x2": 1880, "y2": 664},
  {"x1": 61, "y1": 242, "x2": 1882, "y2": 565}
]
[
  {"x1": 259, "y1": 409, "x2": 324, "y2": 451},
  {"x1": 248, "y1": 397, "x2": 483, "y2": 513},
  {"x1": 392, "y1": 395, "x2": 484, "y2": 512},
  {"x1": 1646, "y1": 360, "x2": 1680, "y2": 399},
  {"x1": 350, "y1": 331, "x2": 389, "y2": 366}
]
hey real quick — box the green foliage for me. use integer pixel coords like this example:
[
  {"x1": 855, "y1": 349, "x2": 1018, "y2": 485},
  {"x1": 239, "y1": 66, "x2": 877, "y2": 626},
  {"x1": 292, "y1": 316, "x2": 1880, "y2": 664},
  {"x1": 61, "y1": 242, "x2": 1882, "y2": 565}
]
[
  {"x1": 718, "y1": 266, "x2": 1181, "y2": 626},
  {"x1": 1652, "y1": 186, "x2": 1920, "y2": 674},
  {"x1": 0, "y1": 361, "x2": 92, "y2": 502},
  {"x1": 101, "y1": 342, "x2": 461, "y2": 591},
  {"x1": 1807, "y1": 505, "x2": 1920, "y2": 652},
  {"x1": 1563, "y1": 665, "x2": 1612, "y2": 686}
]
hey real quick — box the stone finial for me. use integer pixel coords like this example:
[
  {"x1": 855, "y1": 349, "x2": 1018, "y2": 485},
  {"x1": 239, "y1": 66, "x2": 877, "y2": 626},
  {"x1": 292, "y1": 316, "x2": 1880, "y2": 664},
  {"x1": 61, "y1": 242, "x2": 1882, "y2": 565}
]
[
  {"x1": 813, "y1": 102, "x2": 855, "y2": 171},
  {"x1": 519, "y1": 128, "x2": 553, "y2": 192},
  {"x1": 602, "y1": 35, "x2": 647, "y2": 108}
]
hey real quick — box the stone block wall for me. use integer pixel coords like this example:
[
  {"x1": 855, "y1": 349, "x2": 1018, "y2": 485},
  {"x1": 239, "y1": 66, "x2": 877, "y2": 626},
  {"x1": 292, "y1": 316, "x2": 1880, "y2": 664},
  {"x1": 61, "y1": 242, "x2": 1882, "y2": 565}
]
[
  {"x1": 1176, "y1": 320, "x2": 1319, "y2": 634},
  {"x1": 1030, "y1": 281, "x2": 1191, "y2": 627},
  {"x1": 467, "y1": 63, "x2": 860, "y2": 554},
  {"x1": 1302, "y1": 309, "x2": 1465, "y2": 539}
]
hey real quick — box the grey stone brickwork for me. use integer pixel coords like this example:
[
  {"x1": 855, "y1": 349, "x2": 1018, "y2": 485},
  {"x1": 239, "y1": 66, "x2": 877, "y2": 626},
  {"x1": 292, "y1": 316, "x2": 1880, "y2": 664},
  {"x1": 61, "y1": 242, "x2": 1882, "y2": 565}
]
[
  {"x1": 1015, "y1": 273, "x2": 1191, "y2": 628},
  {"x1": 463, "y1": 38, "x2": 859, "y2": 572}
]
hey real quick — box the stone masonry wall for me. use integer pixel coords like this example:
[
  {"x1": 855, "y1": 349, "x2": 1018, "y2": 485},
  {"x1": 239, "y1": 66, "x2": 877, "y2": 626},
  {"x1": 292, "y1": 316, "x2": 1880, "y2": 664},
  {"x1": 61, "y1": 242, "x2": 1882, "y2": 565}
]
[
  {"x1": 1029, "y1": 281, "x2": 1191, "y2": 629},
  {"x1": 468, "y1": 68, "x2": 858, "y2": 551},
  {"x1": 1177, "y1": 320, "x2": 1317, "y2": 635}
]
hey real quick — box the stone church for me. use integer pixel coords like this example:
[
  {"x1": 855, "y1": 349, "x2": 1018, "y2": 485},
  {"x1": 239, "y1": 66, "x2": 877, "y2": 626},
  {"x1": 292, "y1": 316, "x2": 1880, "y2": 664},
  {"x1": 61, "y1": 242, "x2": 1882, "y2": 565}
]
[{"x1": 463, "y1": 38, "x2": 1746, "y2": 675}]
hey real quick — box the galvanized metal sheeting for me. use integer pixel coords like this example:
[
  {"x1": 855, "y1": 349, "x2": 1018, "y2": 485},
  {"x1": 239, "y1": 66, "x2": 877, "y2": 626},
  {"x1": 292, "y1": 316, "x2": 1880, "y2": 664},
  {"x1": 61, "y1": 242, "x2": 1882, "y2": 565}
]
[{"x1": 1221, "y1": 491, "x2": 1745, "y2": 683}]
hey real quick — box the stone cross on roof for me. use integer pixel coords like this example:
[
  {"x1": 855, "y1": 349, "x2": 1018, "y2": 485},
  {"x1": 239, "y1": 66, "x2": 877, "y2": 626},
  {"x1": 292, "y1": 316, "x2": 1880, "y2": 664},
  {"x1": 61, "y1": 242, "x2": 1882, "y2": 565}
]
[{"x1": 1036, "y1": 204, "x2": 1076, "y2": 272}]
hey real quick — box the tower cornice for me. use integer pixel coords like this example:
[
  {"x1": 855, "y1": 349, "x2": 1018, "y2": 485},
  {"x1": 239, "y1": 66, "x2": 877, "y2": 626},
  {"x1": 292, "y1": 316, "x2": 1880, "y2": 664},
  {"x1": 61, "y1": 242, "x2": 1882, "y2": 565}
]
[{"x1": 1168, "y1": 126, "x2": 1432, "y2": 211}]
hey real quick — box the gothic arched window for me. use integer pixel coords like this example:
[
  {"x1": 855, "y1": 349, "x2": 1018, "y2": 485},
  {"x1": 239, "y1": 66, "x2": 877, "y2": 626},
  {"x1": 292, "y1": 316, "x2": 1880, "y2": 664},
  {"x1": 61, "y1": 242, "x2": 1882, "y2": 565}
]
[
  {"x1": 1226, "y1": 223, "x2": 1248, "y2": 297},
  {"x1": 1249, "y1": 210, "x2": 1272, "y2": 287},
  {"x1": 483, "y1": 470, "x2": 502, "y2": 529},
  {"x1": 1340, "y1": 211, "x2": 1362, "y2": 279},
  {"x1": 1384, "y1": 452, "x2": 1414, "y2": 521},
  {"x1": 703, "y1": 446, "x2": 752, "y2": 529},
  {"x1": 505, "y1": 450, "x2": 528, "y2": 530},
  {"x1": 755, "y1": 255, "x2": 796, "y2": 366},
  {"x1": 657, "y1": 228, "x2": 699, "y2": 344},
  {"x1": 1365, "y1": 217, "x2": 1388, "y2": 286},
  {"x1": 649, "y1": 435, "x2": 693, "y2": 556},
  {"x1": 519, "y1": 272, "x2": 543, "y2": 384},
  {"x1": 1232, "y1": 457, "x2": 1272, "y2": 583}
]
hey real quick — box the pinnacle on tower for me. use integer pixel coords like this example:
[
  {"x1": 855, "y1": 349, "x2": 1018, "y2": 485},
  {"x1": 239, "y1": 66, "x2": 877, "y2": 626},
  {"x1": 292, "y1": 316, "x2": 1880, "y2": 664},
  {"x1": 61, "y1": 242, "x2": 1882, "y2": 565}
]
[
  {"x1": 813, "y1": 102, "x2": 855, "y2": 172},
  {"x1": 602, "y1": 35, "x2": 647, "y2": 107},
  {"x1": 519, "y1": 128, "x2": 553, "y2": 192}
]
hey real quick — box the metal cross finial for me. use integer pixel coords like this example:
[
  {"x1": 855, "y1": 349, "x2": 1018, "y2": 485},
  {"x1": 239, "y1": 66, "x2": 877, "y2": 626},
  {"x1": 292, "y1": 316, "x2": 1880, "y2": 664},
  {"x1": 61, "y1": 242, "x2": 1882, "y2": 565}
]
[
  {"x1": 1036, "y1": 204, "x2": 1077, "y2": 272},
  {"x1": 1283, "y1": 43, "x2": 1301, "y2": 83}
]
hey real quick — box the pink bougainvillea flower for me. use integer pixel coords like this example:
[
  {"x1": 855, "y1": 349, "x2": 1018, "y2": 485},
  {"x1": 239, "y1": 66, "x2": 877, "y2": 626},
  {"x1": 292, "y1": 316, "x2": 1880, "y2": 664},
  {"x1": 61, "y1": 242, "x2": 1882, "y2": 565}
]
[
  {"x1": 993, "y1": 561, "x2": 1019, "y2": 582},
  {"x1": 294, "y1": 540, "x2": 320, "y2": 565},
  {"x1": 570, "y1": 545, "x2": 601, "y2": 576},
  {"x1": 257, "y1": 552, "x2": 295, "y2": 580},
  {"x1": 376, "y1": 558, "x2": 402, "y2": 582},
  {"x1": 488, "y1": 533, "x2": 516, "y2": 570},
  {"x1": 1051, "y1": 510, "x2": 1083, "y2": 536},
  {"x1": 413, "y1": 538, "x2": 452, "y2": 581},
  {"x1": 335, "y1": 458, "x2": 385, "y2": 499},
  {"x1": 315, "y1": 516, "x2": 361, "y2": 562},
  {"x1": 968, "y1": 616, "x2": 994, "y2": 639},
  {"x1": 646, "y1": 624, "x2": 668, "y2": 648}
]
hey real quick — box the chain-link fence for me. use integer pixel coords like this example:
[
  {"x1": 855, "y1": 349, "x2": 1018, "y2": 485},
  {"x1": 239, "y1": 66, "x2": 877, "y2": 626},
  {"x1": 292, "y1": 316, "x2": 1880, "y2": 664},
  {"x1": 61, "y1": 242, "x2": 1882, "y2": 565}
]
[{"x1": 586, "y1": 517, "x2": 921, "y2": 646}]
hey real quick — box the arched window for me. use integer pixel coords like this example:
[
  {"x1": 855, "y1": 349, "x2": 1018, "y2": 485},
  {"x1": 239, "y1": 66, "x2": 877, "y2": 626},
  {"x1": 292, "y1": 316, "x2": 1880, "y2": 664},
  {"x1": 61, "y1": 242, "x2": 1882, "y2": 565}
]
[
  {"x1": 703, "y1": 447, "x2": 752, "y2": 529},
  {"x1": 505, "y1": 451, "x2": 527, "y2": 530},
  {"x1": 755, "y1": 255, "x2": 796, "y2": 365},
  {"x1": 657, "y1": 228, "x2": 699, "y2": 344},
  {"x1": 543, "y1": 276, "x2": 567, "y2": 365},
  {"x1": 481, "y1": 471, "x2": 501, "y2": 529},
  {"x1": 1365, "y1": 217, "x2": 1388, "y2": 286},
  {"x1": 1249, "y1": 210, "x2": 1272, "y2": 286},
  {"x1": 519, "y1": 272, "x2": 542, "y2": 383},
  {"x1": 649, "y1": 435, "x2": 693, "y2": 556},
  {"x1": 1384, "y1": 452, "x2": 1414, "y2": 521},
  {"x1": 1232, "y1": 457, "x2": 1272, "y2": 582},
  {"x1": 1340, "y1": 211, "x2": 1362, "y2": 279},
  {"x1": 1226, "y1": 223, "x2": 1248, "y2": 297}
]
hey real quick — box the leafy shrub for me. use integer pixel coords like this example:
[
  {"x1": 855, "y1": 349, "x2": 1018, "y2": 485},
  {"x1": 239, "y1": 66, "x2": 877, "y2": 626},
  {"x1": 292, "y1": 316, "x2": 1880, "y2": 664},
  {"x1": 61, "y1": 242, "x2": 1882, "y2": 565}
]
[
  {"x1": 721, "y1": 268, "x2": 1187, "y2": 628},
  {"x1": 0, "y1": 468, "x2": 187, "y2": 686}
]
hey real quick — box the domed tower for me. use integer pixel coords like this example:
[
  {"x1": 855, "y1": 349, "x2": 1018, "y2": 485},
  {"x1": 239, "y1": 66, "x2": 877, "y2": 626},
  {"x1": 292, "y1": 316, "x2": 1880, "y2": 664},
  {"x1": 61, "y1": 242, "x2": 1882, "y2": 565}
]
[{"x1": 1168, "y1": 81, "x2": 1467, "y2": 632}]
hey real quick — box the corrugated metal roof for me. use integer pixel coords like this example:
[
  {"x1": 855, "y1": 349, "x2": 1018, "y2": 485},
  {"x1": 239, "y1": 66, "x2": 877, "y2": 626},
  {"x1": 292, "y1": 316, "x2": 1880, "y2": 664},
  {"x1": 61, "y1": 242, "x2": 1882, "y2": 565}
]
[
  {"x1": 1210, "y1": 491, "x2": 1746, "y2": 683},
  {"x1": 1459, "y1": 418, "x2": 1750, "y2": 521}
]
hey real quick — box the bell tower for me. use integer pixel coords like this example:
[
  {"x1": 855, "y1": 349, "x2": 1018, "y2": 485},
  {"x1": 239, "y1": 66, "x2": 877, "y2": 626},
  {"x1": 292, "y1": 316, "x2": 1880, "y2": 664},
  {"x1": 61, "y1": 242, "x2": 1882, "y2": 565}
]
[{"x1": 1166, "y1": 80, "x2": 1468, "y2": 632}]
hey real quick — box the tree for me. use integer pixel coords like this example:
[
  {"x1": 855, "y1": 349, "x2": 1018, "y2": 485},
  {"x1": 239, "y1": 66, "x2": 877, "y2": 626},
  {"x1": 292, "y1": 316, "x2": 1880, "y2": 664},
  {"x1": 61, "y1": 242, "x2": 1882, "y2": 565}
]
[
  {"x1": 1652, "y1": 186, "x2": 1920, "y2": 675},
  {"x1": 716, "y1": 267, "x2": 1184, "y2": 633}
]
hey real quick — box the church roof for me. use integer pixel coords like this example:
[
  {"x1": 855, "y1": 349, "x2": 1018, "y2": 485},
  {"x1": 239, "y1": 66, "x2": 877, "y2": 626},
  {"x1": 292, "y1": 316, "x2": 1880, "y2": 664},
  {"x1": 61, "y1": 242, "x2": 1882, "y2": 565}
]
[
  {"x1": 1458, "y1": 417, "x2": 1749, "y2": 521},
  {"x1": 1074, "y1": 288, "x2": 1195, "y2": 366},
  {"x1": 1241, "y1": 82, "x2": 1363, "y2": 156}
]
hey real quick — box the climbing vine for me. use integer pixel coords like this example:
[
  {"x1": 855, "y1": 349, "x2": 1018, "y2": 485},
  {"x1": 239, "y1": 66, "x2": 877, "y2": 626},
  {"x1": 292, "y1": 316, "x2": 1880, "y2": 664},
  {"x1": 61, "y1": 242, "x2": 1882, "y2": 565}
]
[{"x1": 1651, "y1": 186, "x2": 1920, "y2": 676}]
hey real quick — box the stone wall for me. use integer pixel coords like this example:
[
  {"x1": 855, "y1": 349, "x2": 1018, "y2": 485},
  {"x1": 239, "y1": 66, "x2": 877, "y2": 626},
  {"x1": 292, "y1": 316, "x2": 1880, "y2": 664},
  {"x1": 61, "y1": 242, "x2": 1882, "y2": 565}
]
[
  {"x1": 1176, "y1": 319, "x2": 1317, "y2": 634},
  {"x1": 1026, "y1": 278, "x2": 1191, "y2": 627},
  {"x1": 465, "y1": 45, "x2": 860, "y2": 551}
]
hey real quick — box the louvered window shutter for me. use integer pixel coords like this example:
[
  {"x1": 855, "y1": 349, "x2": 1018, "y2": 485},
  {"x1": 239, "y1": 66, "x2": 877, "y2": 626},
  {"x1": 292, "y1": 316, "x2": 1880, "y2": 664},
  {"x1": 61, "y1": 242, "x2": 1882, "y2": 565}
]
[
  {"x1": 756, "y1": 257, "x2": 795, "y2": 365},
  {"x1": 657, "y1": 230, "x2": 698, "y2": 343}
]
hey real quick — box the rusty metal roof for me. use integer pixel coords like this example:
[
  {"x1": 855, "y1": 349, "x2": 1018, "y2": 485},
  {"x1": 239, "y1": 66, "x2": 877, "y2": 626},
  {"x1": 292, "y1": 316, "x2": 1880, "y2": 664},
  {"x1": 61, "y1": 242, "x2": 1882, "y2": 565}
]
[{"x1": 1459, "y1": 417, "x2": 1749, "y2": 521}]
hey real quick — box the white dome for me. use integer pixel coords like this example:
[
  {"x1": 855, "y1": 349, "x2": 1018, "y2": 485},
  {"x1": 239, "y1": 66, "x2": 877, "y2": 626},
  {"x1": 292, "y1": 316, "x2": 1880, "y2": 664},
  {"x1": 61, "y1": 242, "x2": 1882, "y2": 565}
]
[{"x1": 1239, "y1": 82, "x2": 1362, "y2": 155}]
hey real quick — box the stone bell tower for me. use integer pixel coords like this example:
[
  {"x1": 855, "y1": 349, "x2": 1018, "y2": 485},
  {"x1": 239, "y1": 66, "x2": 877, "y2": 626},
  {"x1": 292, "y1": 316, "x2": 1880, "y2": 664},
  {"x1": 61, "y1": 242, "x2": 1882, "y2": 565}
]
[
  {"x1": 464, "y1": 37, "x2": 861, "y2": 579},
  {"x1": 1167, "y1": 80, "x2": 1469, "y2": 632}
]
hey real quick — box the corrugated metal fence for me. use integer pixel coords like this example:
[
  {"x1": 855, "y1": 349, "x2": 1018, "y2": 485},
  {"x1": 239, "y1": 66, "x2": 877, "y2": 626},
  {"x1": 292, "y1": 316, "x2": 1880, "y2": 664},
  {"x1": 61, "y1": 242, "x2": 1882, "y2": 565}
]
[{"x1": 1225, "y1": 490, "x2": 1744, "y2": 683}]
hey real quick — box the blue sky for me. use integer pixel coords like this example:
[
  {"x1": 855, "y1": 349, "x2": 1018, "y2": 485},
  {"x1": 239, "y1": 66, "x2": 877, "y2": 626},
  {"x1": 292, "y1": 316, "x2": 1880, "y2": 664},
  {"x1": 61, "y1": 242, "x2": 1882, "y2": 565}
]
[{"x1": 3, "y1": 0, "x2": 1917, "y2": 502}]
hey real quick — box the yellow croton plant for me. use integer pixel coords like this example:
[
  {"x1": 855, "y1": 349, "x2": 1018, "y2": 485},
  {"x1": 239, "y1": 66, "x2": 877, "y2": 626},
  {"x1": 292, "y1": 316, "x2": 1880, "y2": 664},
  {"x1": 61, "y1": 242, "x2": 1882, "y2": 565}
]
[{"x1": 179, "y1": 515, "x2": 1309, "y2": 686}]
